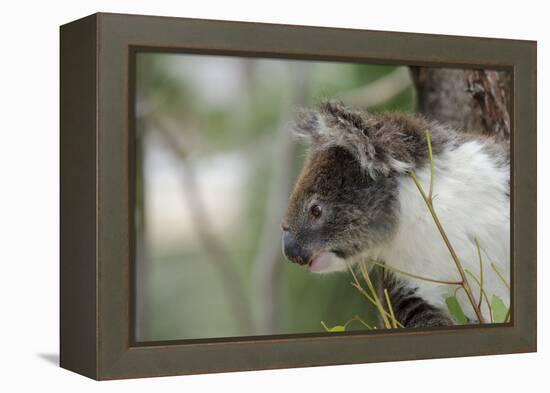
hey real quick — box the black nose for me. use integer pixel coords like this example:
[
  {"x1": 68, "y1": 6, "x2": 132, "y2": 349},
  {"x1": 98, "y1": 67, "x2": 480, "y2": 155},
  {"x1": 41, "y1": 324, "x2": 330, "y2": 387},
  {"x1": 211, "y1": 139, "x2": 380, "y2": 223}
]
[{"x1": 282, "y1": 230, "x2": 310, "y2": 265}]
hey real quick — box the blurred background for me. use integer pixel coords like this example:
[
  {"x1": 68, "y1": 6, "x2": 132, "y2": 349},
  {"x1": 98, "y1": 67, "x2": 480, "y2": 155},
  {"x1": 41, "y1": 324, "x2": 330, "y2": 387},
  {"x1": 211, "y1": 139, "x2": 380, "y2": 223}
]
[{"x1": 134, "y1": 52, "x2": 416, "y2": 342}]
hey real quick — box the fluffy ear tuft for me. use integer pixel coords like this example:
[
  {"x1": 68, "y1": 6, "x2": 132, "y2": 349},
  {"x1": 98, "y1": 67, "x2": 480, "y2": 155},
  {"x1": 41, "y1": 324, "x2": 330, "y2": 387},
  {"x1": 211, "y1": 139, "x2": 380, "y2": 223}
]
[
  {"x1": 319, "y1": 100, "x2": 370, "y2": 133},
  {"x1": 293, "y1": 108, "x2": 321, "y2": 142},
  {"x1": 293, "y1": 101, "x2": 420, "y2": 178},
  {"x1": 293, "y1": 100, "x2": 371, "y2": 141}
]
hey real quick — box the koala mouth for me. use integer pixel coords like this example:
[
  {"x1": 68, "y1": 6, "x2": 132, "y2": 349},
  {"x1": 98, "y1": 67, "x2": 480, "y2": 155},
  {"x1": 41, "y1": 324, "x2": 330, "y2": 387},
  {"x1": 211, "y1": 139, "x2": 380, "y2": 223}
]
[
  {"x1": 304, "y1": 247, "x2": 356, "y2": 273},
  {"x1": 308, "y1": 250, "x2": 352, "y2": 272},
  {"x1": 307, "y1": 252, "x2": 335, "y2": 272}
]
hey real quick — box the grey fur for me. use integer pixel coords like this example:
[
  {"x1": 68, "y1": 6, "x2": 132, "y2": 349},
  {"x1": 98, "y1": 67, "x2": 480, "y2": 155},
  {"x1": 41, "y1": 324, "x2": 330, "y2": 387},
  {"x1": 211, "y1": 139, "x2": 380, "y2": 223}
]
[
  {"x1": 282, "y1": 146, "x2": 399, "y2": 262},
  {"x1": 294, "y1": 101, "x2": 455, "y2": 178}
]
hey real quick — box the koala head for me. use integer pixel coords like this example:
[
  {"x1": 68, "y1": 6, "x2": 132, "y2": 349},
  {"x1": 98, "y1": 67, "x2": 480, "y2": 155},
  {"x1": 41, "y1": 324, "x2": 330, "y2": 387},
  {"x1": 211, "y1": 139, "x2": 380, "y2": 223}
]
[{"x1": 281, "y1": 101, "x2": 441, "y2": 273}]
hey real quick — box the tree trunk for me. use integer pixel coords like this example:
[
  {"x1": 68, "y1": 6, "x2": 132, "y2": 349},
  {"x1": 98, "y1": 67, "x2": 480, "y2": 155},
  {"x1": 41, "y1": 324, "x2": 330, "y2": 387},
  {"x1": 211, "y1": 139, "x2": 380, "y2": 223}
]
[{"x1": 409, "y1": 67, "x2": 511, "y2": 140}]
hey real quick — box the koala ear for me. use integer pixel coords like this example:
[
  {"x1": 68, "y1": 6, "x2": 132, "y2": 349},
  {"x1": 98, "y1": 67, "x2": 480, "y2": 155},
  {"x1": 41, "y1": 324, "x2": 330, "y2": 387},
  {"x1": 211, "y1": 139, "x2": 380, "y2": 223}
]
[
  {"x1": 293, "y1": 100, "x2": 369, "y2": 142},
  {"x1": 293, "y1": 108, "x2": 322, "y2": 142},
  {"x1": 294, "y1": 100, "x2": 415, "y2": 178}
]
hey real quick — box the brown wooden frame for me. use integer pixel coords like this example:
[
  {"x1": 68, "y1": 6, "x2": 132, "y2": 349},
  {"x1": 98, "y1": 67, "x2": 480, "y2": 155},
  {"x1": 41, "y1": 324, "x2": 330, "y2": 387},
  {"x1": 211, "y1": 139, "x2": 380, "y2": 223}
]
[{"x1": 60, "y1": 12, "x2": 537, "y2": 380}]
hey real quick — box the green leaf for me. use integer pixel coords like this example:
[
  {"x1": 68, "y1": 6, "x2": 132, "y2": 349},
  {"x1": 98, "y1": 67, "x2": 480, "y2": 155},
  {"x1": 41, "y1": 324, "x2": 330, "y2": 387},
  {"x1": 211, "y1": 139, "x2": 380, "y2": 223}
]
[
  {"x1": 321, "y1": 321, "x2": 346, "y2": 332},
  {"x1": 492, "y1": 295, "x2": 509, "y2": 323},
  {"x1": 446, "y1": 296, "x2": 468, "y2": 324}
]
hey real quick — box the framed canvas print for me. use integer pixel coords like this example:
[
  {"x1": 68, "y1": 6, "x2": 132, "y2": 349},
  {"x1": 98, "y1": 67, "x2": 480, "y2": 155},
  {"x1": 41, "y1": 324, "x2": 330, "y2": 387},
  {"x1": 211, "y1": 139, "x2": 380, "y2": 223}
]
[{"x1": 60, "y1": 12, "x2": 537, "y2": 380}]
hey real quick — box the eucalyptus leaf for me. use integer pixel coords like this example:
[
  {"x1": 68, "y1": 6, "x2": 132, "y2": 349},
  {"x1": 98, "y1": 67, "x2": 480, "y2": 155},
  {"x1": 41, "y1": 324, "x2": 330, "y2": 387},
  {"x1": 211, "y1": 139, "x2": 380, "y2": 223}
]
[
  {"x1": 492, "y1": 295, "x2": 509, "y2": 323},
  {"x1": 321, "y1": 321, "x2": 346, "y2": 332},
  {"x1": 446, "y1": 296, "x2": 468, "y2": 324}
]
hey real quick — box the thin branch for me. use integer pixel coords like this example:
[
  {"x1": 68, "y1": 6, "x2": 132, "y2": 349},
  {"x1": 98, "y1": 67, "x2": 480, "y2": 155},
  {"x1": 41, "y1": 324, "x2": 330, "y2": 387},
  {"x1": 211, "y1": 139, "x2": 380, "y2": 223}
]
[
  {"x1": 344, "y1": 315, "x2": 374, "y2": 330},
  {"x1": 465, "y1": 269, "x2": 493, "y2": 323},
  {"x1": 491, "y1": 262, "x2": 511, "y2": 290},
  {"x1": 347, "y1": 263, "x2": 404, "y2": 328},
  {"x1": 341, "y1": 67, "x2": 413, "y2": 108},
  {"x1": 252, "y1": 62, "x2": 309, "y2": 334},
  {"x1": 151, "y1": 114, "x2": 255, "y2": 334},
  {"x1": 322, "y1": 315, "x2": 376, "y2": 332},
  {"x1": 350, "y1": 283, "x2": 404, "y2": 329},
  {"x1": 372, "y1": 261, "x2": 462, "y2": 286},
  {"x1": 426, "y1": 130, "x2": 435, "y2": 201},
  {"x1": 353, "y1": 315, "x2": 375, "y2": 330},
  {"x1": 411, "y1": 170, "x2": 484, "y2": 322},
  {"x1": 475, "y1": 239, "x2": 484, "y2": 309},
  {"x1": 409, "y1": 130, "x2": 486, "y2": 323},
  {"x1": 359, "y1": 261, "x2": 391, "y2": 329},
  {"x1": 384, "y1": 289, "x2": 398, "y2": 328}
]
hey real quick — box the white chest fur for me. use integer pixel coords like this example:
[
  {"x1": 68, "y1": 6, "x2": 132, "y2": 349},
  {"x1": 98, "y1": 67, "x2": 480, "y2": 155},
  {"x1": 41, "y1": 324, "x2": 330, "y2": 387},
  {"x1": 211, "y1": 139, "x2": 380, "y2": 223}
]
[{"x1": 375, "y1": 139, "x2": 510, "y2": 321}]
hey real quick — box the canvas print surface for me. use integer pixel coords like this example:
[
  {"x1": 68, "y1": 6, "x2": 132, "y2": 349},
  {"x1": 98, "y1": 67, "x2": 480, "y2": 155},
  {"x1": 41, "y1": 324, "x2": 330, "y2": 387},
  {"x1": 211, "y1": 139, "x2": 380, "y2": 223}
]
[{"x1": 133, "y1": 52, "x2": 511, "y2": 342}]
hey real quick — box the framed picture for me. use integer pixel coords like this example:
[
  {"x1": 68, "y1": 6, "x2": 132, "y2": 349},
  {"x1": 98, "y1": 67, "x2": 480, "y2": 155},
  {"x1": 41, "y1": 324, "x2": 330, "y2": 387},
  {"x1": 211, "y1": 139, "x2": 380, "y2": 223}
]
[{"x1": 60, "y1": 12, "x2": 537, "y2": 380}]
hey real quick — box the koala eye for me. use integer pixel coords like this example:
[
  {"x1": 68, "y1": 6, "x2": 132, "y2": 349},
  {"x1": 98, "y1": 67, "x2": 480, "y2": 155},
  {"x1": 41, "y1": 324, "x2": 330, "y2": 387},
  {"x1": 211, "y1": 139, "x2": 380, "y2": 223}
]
[{"x1": 309, "y1": 204, "x2": 322, "y2": 218}]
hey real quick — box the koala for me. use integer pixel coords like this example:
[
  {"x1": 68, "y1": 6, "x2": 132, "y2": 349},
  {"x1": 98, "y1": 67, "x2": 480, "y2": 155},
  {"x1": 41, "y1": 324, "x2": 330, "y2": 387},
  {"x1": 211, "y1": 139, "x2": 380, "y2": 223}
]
[{"x1": 281, "y1": 101, "x2": 510, "y2": 327}]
